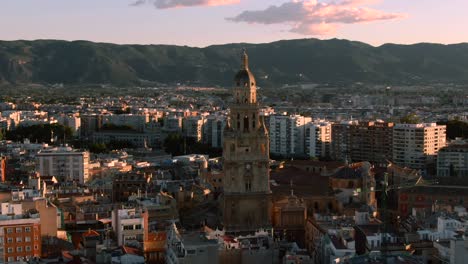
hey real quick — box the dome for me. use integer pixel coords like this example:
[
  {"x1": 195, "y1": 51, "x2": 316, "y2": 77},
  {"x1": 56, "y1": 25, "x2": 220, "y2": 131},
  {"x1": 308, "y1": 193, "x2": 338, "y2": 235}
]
[{"x1": 234, "y1": 50, "x2": 256, "y2": 87}]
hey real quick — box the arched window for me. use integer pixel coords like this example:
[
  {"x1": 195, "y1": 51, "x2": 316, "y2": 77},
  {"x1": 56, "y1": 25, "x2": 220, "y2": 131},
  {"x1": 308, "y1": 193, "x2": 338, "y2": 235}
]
[
  {"x1": 252, "y1": 113, "x2": 256, "y2": 128},
  {"x1": 244, "y1": 115, "x2": 249, "y2": 132},
  {"x1": 245, "y1": 180, "x2": 251, "y2": 191}
]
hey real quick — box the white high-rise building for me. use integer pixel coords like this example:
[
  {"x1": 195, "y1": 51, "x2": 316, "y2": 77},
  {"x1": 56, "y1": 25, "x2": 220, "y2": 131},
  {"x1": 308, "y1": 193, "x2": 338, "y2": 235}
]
[
  {"x1": 202, "y1": 115, "x2": 226, "y2": 148},
  {"x1": 393, "y1": 123, "x2": 446, "y2": 170},
  {"x1": 37, "y1": 146, "x2": 90, "y2": 184},
  {"x1": 305, "y1": 121, "x2": 332, "y2": 158},
  {"x1": 183, "y1": 116, "x2": 205, "y2": 142},
  {"x1": 269, "y1": 114, "x2": 312, "y2": 157}
]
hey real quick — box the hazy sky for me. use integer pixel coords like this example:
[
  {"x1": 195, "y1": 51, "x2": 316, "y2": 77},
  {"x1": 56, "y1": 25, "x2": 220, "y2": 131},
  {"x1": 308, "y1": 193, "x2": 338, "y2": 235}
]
[{"x1": 1, "y1": 0, "x2": 467, "y2": 47}]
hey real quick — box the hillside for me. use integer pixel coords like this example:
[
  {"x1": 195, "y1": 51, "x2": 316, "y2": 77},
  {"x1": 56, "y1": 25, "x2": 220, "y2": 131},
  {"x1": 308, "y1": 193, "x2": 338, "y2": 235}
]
[{"x1": 1, "y1": 38, "x2": 468, "y2": 87}]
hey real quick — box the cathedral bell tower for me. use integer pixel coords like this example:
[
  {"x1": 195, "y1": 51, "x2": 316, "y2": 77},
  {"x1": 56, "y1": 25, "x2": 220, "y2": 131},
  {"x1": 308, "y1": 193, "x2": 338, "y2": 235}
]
[{"x1": 222, "y1": 50, "x2": 272, "y2": 233}]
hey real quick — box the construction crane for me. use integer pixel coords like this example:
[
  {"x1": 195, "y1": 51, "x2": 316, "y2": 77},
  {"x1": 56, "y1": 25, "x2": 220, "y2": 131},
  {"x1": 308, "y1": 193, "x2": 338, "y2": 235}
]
[{"x1": 355, "y1": 172, "x2": 438, "y2": 263}]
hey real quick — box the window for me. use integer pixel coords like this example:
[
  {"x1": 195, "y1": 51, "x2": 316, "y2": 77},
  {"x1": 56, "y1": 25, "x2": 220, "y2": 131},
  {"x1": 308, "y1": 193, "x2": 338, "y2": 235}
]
[
  {"x1": 25, "y1": 237, "x2": 31, "y2": 242},
  {"x1": 17, "y1": 246, "x2": 22, "y2": 252},
  {"x1": 8, "y1": 257, "x2": 14, "y2": 262},
  {"x1": 16, "y1": 227, "x2": 22, "y2": 233},
  {"x1": 25, "y1": 227, "x2": 31, "y2": 232},
  {"x1": 16, "y1": 237, "x2": 22, "y2": 242},
  {"x1": 7, "y1": 237, "x2": 13, "y2": 243},
  {"x1": 26, "y1": 246, "x2": 31, "y2": 252},
  {"x1": 7, "y1": 228, "x2": 12, "y2": 234},
  {"x1": 7, "y1": 247, "x2": 13, "y2": 253},
  {"x1": 245, "y1": 180, "x2": 252, "y2": 191},
  {"x1": 34, "y1": 245, "x2": 38, "y2": 250}
]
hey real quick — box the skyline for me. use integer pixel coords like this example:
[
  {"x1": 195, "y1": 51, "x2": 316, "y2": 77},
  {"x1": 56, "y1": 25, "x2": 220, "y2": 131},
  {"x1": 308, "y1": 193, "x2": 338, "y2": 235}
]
[{"x1": 1, "y1": 0, "x2": 468, "y2": 47}]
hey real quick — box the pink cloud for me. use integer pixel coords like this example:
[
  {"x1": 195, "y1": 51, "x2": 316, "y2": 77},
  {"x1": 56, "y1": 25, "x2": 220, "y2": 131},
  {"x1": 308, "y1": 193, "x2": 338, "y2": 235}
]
[
  {"x1": 131, "y1": 0, "x2": 239, "y2": 9},
  {"x1": 227, "y1": 0, "x2": 406, "y2": 35}
]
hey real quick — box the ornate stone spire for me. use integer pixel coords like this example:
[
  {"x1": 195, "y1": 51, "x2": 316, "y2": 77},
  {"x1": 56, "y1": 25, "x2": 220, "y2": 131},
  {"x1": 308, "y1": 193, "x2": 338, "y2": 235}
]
[{"x1": 242, "y1": 48, "x2": 249, "y2": 70}]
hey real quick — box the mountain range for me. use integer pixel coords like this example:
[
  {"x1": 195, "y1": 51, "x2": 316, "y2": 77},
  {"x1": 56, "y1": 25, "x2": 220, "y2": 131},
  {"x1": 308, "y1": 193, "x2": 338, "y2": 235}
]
[{"x1": 1, "y1": 38, "x2": 468, "y2": 87}]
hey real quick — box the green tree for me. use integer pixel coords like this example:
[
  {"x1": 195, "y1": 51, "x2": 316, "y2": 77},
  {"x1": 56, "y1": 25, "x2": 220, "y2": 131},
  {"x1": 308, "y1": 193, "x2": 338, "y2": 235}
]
[
  {"x1": 400, "y1": 113, "x2": 421, "y2": 124},
  {"x1": 6, "y1": 124, "x2": 73, "y2": 143},
  {"x1": 89, "y1": 143, "x2": 107, "y2": 153}
]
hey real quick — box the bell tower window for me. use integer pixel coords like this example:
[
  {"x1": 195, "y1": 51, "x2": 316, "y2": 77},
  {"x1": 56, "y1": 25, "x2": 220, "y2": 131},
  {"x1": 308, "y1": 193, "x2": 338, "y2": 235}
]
[
  {"x1": 245, "y1": 180, "x2": 252, "y2": 191},
  {"x1": 244, "y1": 116, "x2": 249, "y2": 132}
]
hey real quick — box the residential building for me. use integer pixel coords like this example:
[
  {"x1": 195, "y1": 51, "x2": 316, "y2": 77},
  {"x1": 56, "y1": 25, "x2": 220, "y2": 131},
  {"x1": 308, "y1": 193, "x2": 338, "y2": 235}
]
[
  {"x1": 331, "y1": 121, "x2": 358, "y2": 162},
  {"x1": 269, "y1": 114, "x2": 311, "y2": 157},
  {"x1": 0, "y1": 216, "x2": 41, "y2": 263},
  {"x1": 112, "y1": 172, "x2": 149, "y2": 203},
  {"x1": 331, "y1": 121, "x2": 393, "y2": 165},
  {"x1": 112, "y1": 208, "x2": 147, "y2": 248},
  {"x1": 437, "y1": 139, "x2": 468, "y2": 177},
  {"x1": 349, "y1": 121, "x2": 394, "y2": 165},
  {"x1": 80, "y1": 114, "x2": 103, "y2": 138},
  {"x1": 202, "y1": 115, "x2": 225, "y2": 148},
  {"x1": 56, "y1": 114, "x2": 81, "y2": 136},
  {"x1": 183, "y1": 116, "x2": 205, "y2": 142},
  {"x1": 165, "y1": 222, "x2": 219, "y2": 264},
  {"x1": 103, "y1": 114, "x2": 149, "y2": 132},
  {"x1": 305, "y1": 121, "x2": 331, "y2": 158},
  {"x1": 92, "y1": 130, "x2": 161, "y2": 149},
  {"x1": 36, "y1": 146, "x2": 90, "y2": 184},
  {"x1": 163, "y1": 115, "x2": 183, "y2": 134},
  {"x1": 393, "y1": 123, "x2": 446, "y2": 170}
]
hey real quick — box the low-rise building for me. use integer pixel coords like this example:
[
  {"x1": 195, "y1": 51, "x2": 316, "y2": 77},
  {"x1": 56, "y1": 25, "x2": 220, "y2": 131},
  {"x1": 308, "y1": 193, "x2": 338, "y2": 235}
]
[
  {"x1": 0, "y1": 215, "x2": 41, "y2": 263},
  {"x1": 112, "y1": 208, "x2": 147, "y2": 248}
]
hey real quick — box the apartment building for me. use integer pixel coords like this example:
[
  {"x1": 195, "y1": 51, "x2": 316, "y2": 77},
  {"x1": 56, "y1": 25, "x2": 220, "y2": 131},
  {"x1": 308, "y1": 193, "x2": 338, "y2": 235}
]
[
  {"x1": 183, "y1": 116, "x2": 205, "y2": 142},
  {"x1": 102, "y1": 114, "x2": 149, "y2": 132},
  {"x1": 269, "y1": 114, "x2": 312, "y2": 157},
  {"x1": 202, "y1": 115, "x2": 226, "y2": 148},
  {"x1": 393, "y1": 123, "x2": 446, "y2": 170},
  {"x1": 37, "y1": 146, "x2": 90, "y2": 184},
  {"x1": 331, "y1": 121, "x2": 394, "y2": 165},
  {"x1": 305, "y1": 121, "x2": 332, "y2": 158},
  {"x1": 0, "y1": 217, "x2": 41, "y2": 263},
  {"x1": 112, "y1": 208, "x2": 147, "y2": 248},
  {"x1": 331, "y1": 120, "x2": 359, "y2": 162},
  {"x1": 437, "y1": 139, "x2": 468, "y2": 177}
]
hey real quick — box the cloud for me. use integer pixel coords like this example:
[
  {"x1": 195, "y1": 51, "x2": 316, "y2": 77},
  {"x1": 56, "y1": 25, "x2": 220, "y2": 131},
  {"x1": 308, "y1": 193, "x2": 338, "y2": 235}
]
[
  {"x1": 130, "y1": 0, "x2": 239, "y2": 9},
  {"x1": 227, "y1": 0, "x2": 406, "y2": 35}
]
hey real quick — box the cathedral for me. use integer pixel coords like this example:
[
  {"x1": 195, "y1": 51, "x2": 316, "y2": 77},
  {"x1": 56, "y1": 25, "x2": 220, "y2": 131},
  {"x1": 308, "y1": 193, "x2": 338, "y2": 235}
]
[{"x1": 222, "y1": 50, "x2": 272, "y2": 233}]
